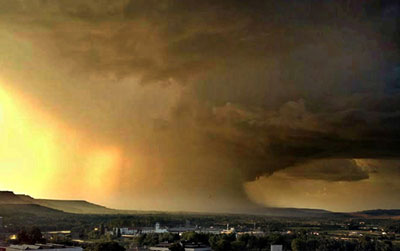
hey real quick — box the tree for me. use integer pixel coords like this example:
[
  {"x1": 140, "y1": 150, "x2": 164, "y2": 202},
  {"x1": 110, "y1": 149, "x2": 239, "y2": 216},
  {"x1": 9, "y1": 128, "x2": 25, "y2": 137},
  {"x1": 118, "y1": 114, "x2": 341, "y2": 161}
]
[
  {"x1": 142, "y1": 233, "x2": 159, "y2": 246},
  {"x1": 16, "y1": 229, "x2": 30, "y2": 244},
  {"x1": 135, "y1": 234, "x2": 146, "y2": 247},
  {"x1": 160, "y1": 233, "x2": 180, "y2": 243},
  {"x1": 231, "y1": 240, "x2": 246, "y2": 251},
  {"x1": 291, "y1": 238, "x2": 307, "y2": 251},
  {"x1": 169, "y1": 242, "x2": 184, "y2": 251},
  {"x1": 181, "y1": 232, "x2": 198, "y2": 242},
  {"x1": 16, "y1": 227, "x2": 44, "y2": 244},
  {"x1": 213, "y1": 239, "x2": 231, "y2": 251},
  {"x1": 87, "y1": 241, "x2": 125, "y2": 251},
  {"x1": 71, "y1": 226, "x2": 86, "y2": 239},
  {"x1": 51, "y1": 235, "x2": 73, "y2": 246},
  {"x1": 100, "y1": 224, "x2": 105, "y2": 235},
  {"x1": 29, "y1": 227, "x2": 44, "y2": 244}
]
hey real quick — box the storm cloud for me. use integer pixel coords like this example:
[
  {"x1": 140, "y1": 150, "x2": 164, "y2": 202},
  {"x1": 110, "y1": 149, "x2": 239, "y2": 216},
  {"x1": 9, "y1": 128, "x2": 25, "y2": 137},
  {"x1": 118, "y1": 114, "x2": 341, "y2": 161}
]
[{"x1": 0, "y1": 0, "x2": 399, "y2": 211}]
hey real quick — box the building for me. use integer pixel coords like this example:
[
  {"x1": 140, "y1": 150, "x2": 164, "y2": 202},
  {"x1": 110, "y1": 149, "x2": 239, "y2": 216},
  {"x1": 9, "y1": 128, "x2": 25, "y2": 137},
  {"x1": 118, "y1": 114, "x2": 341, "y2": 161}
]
[
  {"x1": 237, "y1": 230, "x2": 265, "y2": 237},
  {"x1": 168, "y1": 227, "x2": 197, "y2": 235},
  {"x1": 118, "y1": 227, "x2": 138, "y2": 235},
  {"x1": 197, "y1": 227, "x2": 222, "y2": 235},
  {"x1": 183, "y1": 243, "x2": 212, "y2": 251},
  {"x1": 149, "y1": 242, "x2": 212, "y2": 251},
  {"x1": 220, "y1": 224, "x2": 235, "y2": 235},
  {"x1": 271, "y1": 244, "x2": 283, "y2": 251},
  {"x1": 115, "y1": 222, "x2": 168, "y2": 235},
  {"x1": 154, "y1": 223, "x2": 168, "y2": 233},
  {"x1": 44, "y1": 230, "x2": 71, "y2": 240},
  {"x1": 139, "y1": 227, "x2": 155, "y2": 234},
  {"x1": 4, "y1": 244, "x2": 82, "y2": 251},
  {"x1": 220, "y1": 228, "x2": 235, "y2": 234},
  {"x1": 114, "y1": 227, "x2": 140, "y2": 235}
]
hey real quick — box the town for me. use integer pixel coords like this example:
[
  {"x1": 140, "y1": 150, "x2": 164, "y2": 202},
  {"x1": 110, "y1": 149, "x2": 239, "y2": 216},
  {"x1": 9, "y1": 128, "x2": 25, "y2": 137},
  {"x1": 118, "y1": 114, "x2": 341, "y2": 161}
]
[{"x1": 0, "y1": 212, "x2": 399, "y2": 251}]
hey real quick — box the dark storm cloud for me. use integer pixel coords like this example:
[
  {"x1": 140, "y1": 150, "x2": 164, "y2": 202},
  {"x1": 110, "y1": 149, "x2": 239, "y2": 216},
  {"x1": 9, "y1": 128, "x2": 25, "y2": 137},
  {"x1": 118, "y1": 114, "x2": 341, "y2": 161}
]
[
  {"x1": 0, "y1": 0, "x2": 399, "y2": 209},
  {"x1": 284, "y1": 159, "x2": 369, "y2": 182}
]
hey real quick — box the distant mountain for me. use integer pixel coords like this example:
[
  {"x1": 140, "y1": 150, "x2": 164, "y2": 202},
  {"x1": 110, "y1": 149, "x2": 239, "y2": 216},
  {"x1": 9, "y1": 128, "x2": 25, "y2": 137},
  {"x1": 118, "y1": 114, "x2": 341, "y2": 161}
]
[
  {"x1": 359, "y1": 209, "x2": 400, "y2": 216},
  {"x1": 1, "y1": 191, "x2": 400, "y2": 218},
  {"x1": 35, "y1": 199, "x2": 116, "y2": 214},
  {"x1": 351, "y1": 209, "x2": 400, "y2": 219},
  {"x1": 246, "y1": 206, "x2": 338, "y2": 218},
  {"x1": 0, "y1": 191, "x2": 34, "y2": 204},
  {"x1": 0, "y1": 191, "x2": 117, "y2": 214},
  {"x1": 0, "y1": 203, "x2": 66, "y2": 217}
]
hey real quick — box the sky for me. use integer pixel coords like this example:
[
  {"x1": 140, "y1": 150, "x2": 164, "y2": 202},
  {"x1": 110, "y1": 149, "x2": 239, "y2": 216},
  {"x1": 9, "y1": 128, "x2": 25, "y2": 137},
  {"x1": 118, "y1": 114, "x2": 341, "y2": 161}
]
[{"x1": 0, "y1": 0, "x2": 399, "y2": 213}]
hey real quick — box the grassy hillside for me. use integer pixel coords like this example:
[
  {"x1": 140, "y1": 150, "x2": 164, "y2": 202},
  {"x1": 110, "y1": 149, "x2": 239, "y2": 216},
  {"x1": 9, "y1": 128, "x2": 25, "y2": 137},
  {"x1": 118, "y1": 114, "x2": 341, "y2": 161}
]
[
  {"x1": 36, "y1": 199, "x2": 116, "y2": 214},
  {"x1": 0, "y1": 203, "x2": 65, "y2": 216},
  {"x1": 0, "y1": 191, "x2": 117, "y2": 214},
  {"x1": 0, "y1": 191, "x2": 34, "y2": 204}
]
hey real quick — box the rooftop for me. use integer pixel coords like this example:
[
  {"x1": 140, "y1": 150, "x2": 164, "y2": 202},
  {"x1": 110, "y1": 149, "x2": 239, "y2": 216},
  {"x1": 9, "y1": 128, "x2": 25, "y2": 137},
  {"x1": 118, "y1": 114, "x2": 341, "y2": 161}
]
[{"x1": 6, "y1": 244, "x2": 81, "y2": 250}]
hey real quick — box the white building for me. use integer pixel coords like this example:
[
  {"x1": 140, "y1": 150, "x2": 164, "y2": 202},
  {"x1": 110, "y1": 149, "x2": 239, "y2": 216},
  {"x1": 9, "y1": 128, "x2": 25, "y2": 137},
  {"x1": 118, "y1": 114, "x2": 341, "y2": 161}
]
[
  {"x1": 6, "y1": 244, "x2": 82, "y2": 251},
  {"x1": 198, "y1": 227, "x2": 222, "y2": 235},
  {"x1": 271, "y1": 244, "x2": 283, "y2": 251},
  {"x1": 117, "y1": 227, "x2": 138, "y2": 235},
  {"x1": 116, "y1": 222, "x2": 168, "y2": 235},
  {"x1": 155, "y1": 223, "x2": 168, "y2": 233},
  {"x1": 140, "y1": 227, "x2": 155, "y2": 234},
  {"x1": 169, "y1": 227, "x2": 197, "y2": 235}
]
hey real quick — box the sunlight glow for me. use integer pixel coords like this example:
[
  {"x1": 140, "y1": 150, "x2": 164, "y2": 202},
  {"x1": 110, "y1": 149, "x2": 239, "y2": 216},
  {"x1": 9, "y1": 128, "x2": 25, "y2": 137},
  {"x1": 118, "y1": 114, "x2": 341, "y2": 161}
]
[
  {"x1": 84, "y1": 147, "x2": 122, "y2": 198},
  {"x1": 0, "y1": 82, "x2": 122, "y2": 203},
  {"x1": 0, "y1": 83, "x2": 58, "y2": 195}
]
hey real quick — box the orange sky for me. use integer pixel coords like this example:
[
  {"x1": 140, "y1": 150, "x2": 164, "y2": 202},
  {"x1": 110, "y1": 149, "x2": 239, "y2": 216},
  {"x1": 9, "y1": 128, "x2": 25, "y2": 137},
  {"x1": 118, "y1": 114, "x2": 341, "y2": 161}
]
[
  {"x1": 0, "y1": 83, "x2": 124, "y2": 205},
  {"x1": 0, "y1": 0, "x2": 399, "y2": 212},
  {"x1": 1, "y1": 82, "x2": 400, "y2": 212}
]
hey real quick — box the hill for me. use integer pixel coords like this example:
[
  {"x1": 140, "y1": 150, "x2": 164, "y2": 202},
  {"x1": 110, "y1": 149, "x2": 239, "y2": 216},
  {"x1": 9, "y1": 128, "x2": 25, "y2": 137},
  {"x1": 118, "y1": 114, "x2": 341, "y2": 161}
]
[
  {"x1": 0, "y1": 191, "x2": 117, "y2": 214},
  {"x1": 351, "y1": 209, "x2": 400, "y2": 219},
  {"x1": 0, "y1": 203, "x2": 65, "y2": 217},
  {"x1": 1, "y1": 191, "x2": 400, "y2": 218},
  {"x1": 0, "y1": 191, "x2": 34, "y2": 204},
  {"x1": 247, "y1": 206, "x2": 339, "y2": 218},
  {"x1": 36, "y1": 199, "x2": 116, "y2": 214},
  {"x1": 0, "y1": 191, "x2": 335, "y2": 217}
]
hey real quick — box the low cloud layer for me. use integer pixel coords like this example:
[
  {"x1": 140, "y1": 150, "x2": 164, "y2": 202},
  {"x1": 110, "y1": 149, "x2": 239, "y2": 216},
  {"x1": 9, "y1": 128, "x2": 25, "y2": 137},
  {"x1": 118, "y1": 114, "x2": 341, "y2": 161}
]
[
  {"x1": 0, "y1": 0, "x2": 399, "y2": 211},
  {"x1": 245, "y1": 159, "x2": 400, "y2": 211}
]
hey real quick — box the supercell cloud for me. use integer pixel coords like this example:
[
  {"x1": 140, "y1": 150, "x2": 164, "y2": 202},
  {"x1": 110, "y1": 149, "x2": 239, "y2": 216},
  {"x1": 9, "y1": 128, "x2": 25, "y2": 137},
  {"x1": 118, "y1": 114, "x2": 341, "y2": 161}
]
[{"x1": 0, "y1": 0, "x2": 399, "y2": 211}]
